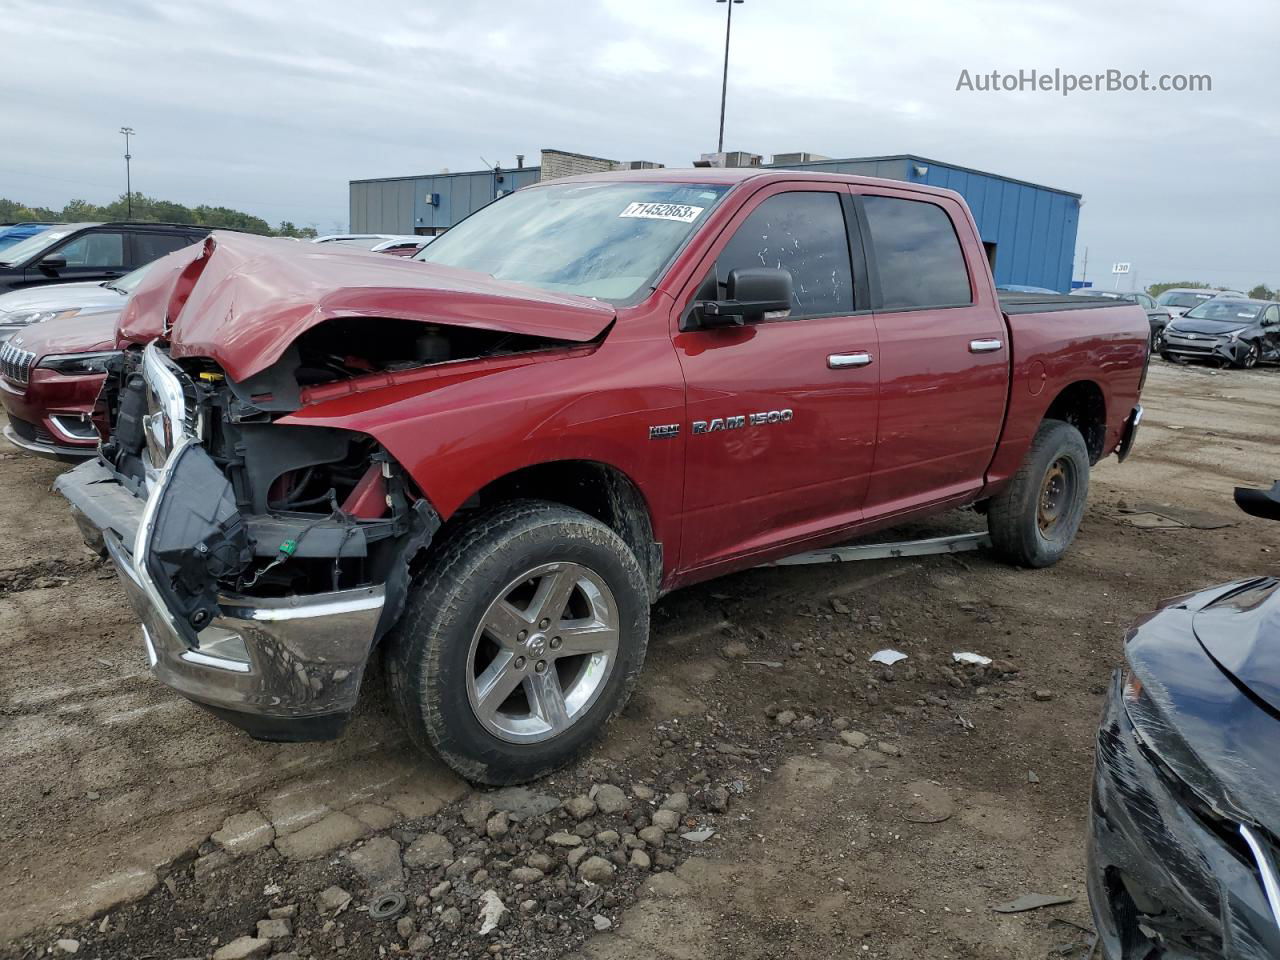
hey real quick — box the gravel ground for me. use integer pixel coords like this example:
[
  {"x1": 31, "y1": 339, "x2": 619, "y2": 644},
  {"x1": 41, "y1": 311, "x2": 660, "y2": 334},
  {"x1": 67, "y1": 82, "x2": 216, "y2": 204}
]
[{"x1": 2, "y1": 358, "x2": 1278, "y2": 959}]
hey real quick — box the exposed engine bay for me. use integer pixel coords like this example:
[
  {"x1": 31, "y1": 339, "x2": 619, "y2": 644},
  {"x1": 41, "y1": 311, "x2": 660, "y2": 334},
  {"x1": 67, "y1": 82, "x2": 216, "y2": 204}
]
[{"x1": 90, "y1": 317, "x2": 564, "y2": 643}]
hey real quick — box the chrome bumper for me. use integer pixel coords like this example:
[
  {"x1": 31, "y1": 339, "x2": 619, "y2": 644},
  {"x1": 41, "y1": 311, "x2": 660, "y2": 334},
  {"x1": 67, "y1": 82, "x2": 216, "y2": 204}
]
[{"x1": 55, "y1": 455, "x2": 385, "y2": 741}]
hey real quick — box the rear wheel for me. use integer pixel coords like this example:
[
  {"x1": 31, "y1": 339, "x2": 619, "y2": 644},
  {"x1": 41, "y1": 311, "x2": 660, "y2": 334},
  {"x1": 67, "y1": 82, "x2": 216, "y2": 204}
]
[
  {"x1": 987, "y1": 419, "x2": 1090, "y2": 568},
  {"x1": 385, "y1": 500, "x2": 649, "y2": 784}
]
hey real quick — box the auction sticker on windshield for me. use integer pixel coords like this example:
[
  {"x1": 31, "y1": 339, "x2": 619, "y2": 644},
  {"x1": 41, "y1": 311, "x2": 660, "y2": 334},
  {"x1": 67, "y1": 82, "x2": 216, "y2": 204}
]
[{"x1": 619, "y1": 202, "x2": 705, "y2": 223}]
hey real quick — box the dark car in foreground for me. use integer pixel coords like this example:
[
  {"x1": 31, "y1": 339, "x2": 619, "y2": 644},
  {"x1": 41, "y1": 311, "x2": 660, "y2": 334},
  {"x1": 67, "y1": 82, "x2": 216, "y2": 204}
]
[
  {"x1": 1088, "y1": 482, "x2": 1280, "y2": 959},
  {"x1": 0, "y1": 221, "x2": 209, "y2": 294},
  {"x1": 1160, "y1": 298, "x2": 1280, "y2": 368}
]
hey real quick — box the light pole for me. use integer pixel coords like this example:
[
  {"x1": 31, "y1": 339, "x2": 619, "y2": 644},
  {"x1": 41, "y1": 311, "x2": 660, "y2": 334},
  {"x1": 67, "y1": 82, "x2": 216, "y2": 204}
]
[
  {"x1": 715, "y1": 0, "x2": 743, "y2": 155},
  {"x1": 120, "y1": 127, "x2": 135, "y2": 218}
]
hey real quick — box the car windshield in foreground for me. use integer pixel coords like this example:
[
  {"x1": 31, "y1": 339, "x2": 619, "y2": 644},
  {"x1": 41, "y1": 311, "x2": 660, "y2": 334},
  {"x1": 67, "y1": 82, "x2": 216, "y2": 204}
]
[
  {"x1": 103, "y1": 263, "x2": 152, "y2": 294},
  {"x1": 1183, "y1": 300, "x2": 1264, "y2": 321},
  {"x1": 414, "y1": 181, "x2": 731, "y2": 302},
  {"x1": 1158, "y1": 291, "x2": 1215, "y2": 308},
  {"x1": 0, "y1": 227, "x2": 75, "y2": 266}
]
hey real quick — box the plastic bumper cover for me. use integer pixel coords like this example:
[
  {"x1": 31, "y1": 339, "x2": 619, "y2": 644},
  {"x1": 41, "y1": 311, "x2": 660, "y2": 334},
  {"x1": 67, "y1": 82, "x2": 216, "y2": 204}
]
[{"x1": 55, "y1": 455, "x2": 385, "y2": 741}]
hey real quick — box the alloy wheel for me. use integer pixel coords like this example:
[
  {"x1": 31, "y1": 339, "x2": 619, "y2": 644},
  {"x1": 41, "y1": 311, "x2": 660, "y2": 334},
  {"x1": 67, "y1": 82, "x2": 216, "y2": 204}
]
[{"x1": 465, "y1": 562, "x2": 619, "y2": 743}]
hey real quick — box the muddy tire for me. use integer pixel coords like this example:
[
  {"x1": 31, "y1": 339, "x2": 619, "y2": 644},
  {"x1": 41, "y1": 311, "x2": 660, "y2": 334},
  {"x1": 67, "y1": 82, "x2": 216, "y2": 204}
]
[
  {"x1": 385, "y1": 500, "x2": 649, "y2": 785},
  {"x1": 987, "y1": 419, "x2": 1090, "y2": 568}
]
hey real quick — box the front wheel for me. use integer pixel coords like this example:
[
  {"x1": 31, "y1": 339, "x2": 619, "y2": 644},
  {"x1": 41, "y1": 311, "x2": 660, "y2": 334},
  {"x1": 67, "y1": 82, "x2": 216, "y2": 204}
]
[
  {"x1": 1234, "y1": 340, "x2": 1261, "y2": 369},
  {"x1": 385, "y1": 500, "x2": 650, "y2": 785},
  {"x1": 987, "y1": 419, "x2": 1090, "y2": 568}
]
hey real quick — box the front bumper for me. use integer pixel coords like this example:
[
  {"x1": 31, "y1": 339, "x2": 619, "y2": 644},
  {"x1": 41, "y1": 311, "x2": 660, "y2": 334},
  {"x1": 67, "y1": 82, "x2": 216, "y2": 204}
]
[
  {"x1": 1088, "y1": 672, "x2": 1280, "y2": 959},
  {"x1": 55, "y1": 456, "x2": 385, "y2": 741},
  {"x1": 0, "y1": 368, "x2": 103, "y2": 460},
  {"x1": 1161, "y1": 332, "x2": 1246, "y2": 365}
]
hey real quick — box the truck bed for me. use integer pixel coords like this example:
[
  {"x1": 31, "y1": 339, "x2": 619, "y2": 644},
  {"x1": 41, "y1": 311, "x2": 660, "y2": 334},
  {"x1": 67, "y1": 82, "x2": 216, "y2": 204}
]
[{"x1": 998, "y1": 292, "x2": 1128, "y2": 315}]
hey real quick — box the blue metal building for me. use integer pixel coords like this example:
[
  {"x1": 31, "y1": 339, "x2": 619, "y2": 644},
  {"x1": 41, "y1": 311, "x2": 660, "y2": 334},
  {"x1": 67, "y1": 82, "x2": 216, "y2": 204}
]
[
  {"x1": 767, "y1": 154, "x2": 1081, "y2": 293},
  {"x1": 350, "y1": 163, "x2": 542, "y2": 236}
]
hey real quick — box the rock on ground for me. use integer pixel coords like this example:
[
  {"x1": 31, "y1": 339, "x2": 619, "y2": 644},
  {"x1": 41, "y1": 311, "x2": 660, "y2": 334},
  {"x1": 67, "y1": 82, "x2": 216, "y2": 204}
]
[
  {"x1": 274, "y1": 811, "x2": 367, "y2": 861},
  {"x1": 212, "y1": 936, "x2": 272, "y2": 960},
  {"x1": 315, "y1": 885, "x2": 352, "y2": 912},
  {"x1": 477, "y1": 889, "x2": 507, "y2": 935},
  {"x1": 404, "y1": 832, "x2": 454, "y2": 869},
  {"x1": 592, "y1": 784, "x2": 630, "y2": 815},
  {"x1": 578, "y1": 856, "x2": 615, "y2": 883},
  {"x1": 210, "y1": 811, "x2": 274, "y2": 857},
  {"x1": 346, "y1": 835, "x2": 403, "y2": 889}
]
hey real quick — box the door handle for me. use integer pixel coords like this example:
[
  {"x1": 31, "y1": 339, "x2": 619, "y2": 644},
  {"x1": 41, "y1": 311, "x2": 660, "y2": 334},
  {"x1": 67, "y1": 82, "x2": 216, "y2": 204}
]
[
  {"x1": 828, "y1": 352, "x2": 873, "y2": 369},
  {"x1": 969, "y1": 338, "x2": 1003, "y2": 353}
]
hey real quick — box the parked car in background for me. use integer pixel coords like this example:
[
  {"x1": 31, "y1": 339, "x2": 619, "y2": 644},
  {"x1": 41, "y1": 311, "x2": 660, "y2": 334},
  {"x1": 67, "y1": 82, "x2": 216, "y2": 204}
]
[
  {"x1": 0, "y1": 222, "x2": 62, "y2": 253},
  {"x1": 1160, "y1": 298, "x2": 1280, "y2": 368},
  {"x1": 0, "y1": 261, "x2": 152, "y2": 342},
  {"x1": 1072, "y1": 289, "x2": 1172, "y2": 348},
  {"x1": 1156, "y1": 287, "x2": 1248, "y2": 320},
  {"x1": 1088, "y1": 481, "x2": 1280, "y2": 960},
  {"x1": 0, "y1": 263, "x2": 155, "y2": 457},
  {"x1": 0, "y1": 222, "x2": 210, "y2": 294},
  {"x1": 55, "y1": 170, "x2": 1148, "y2": 784},
  {"x1": 312, "y1": 233, "x2": 426, "y2": 252}
]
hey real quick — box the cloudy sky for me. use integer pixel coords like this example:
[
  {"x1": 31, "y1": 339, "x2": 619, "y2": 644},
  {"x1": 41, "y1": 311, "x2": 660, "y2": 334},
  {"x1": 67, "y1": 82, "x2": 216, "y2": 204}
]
[{"x1": 4, "y1": 0, "x2": 1277, "y2": 289}]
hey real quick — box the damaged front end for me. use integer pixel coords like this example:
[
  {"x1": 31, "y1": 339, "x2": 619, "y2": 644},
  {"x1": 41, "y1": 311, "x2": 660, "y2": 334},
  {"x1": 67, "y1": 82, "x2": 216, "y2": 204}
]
[{"x1": 56, "y1": 340, "x2": 441, "y2": 740}]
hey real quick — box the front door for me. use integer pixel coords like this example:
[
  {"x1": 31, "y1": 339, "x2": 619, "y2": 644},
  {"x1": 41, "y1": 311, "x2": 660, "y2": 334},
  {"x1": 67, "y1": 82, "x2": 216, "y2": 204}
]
[
  {"x1": 673, "y1": 185, "x2": 880, "y2": 572},
  {"x1": 26, "y1": 230, "x2": 128, "y2": 288},
  {"x1": 854, "y1": 189, "x2": 1010, "y2": 517}
]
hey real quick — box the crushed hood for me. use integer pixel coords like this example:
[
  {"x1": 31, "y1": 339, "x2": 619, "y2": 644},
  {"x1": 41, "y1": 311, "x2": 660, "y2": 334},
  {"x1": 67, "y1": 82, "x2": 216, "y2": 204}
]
[
  {"x1": 1195, "y1": 578, "x2": 1280, "y2": 716},
  {"x1": 12, "y1": 309, "x2": 120, "y2": 360},
  {"x1": 118, "y1": 231, "x2": 617, "y2": 382}
]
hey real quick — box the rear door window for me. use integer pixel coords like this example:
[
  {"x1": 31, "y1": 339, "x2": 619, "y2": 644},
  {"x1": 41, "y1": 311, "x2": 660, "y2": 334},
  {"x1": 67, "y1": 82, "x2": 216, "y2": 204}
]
[
  {"x1": 715, "y1": 191, "x2": 854, "y2": 317},
  {"x1": 862, "y1": 196, "x2": 972, "y2": 310},
  {"x1": 133, "y1": 232, "x2": 198, "y2": 264}
]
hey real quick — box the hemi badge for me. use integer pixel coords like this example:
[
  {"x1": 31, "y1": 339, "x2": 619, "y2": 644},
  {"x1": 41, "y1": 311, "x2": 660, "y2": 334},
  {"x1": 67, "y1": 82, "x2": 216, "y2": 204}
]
[{"x1": 649, "y1": 424, "x2": 680, "y2": 440}]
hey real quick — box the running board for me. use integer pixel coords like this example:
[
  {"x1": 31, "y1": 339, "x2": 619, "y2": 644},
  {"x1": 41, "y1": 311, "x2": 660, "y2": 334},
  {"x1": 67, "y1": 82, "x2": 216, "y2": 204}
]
[{"x1": 763, "y1": 532, "x2": 991, "y2": 567}]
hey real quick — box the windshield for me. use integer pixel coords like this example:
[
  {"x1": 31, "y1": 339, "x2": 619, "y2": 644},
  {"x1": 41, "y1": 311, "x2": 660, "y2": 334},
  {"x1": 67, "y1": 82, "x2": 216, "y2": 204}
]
[
  {"x1": 1157, "y1": 291, "x2": 1215, "y2": 308},
  {"x1": 0, "y1": 227, "x2": 73, "y2": 266},
  {"x1": 329, "y1": 237, "x2": 386, "y2": 249},
  {"x1": 414, "y1": 181, "x2": 731, "y2": 301},
  {"x1": 1183, "y1": 300, "x2": 1263, "y2": 321},
  {"x1": 104, "y1": 262, "x2": 153, "y2": 294}
]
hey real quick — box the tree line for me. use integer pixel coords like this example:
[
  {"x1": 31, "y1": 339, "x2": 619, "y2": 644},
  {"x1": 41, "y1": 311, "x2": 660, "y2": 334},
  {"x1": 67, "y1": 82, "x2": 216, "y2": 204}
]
[
  {"x1": 0, "y1": 193, "x2": 317, "y2": 239},
  {"x1": 1148, "y1": 280, "x2": 1276, "y2": 301}
]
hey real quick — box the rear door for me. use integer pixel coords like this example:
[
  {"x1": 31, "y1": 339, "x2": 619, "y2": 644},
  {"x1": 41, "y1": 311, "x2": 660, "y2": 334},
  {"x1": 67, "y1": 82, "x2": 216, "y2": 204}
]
[
  {"x1": 673, "y1": 184, "x2": 880, "y2": 571},
  {"x1": 854, "y1": 188, "x2": 1009, "y2": 517},
  {"x1": 130, "y1": 230, "x2": 203, "y2": 268}
]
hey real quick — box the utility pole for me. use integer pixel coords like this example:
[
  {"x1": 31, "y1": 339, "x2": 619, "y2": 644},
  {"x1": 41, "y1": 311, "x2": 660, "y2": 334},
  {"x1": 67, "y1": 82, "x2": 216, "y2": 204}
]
[
  {"x1": 716, "y1": 0, "x2": 744, "y2": 154},
  {"x1": 120, "y1": 127, "x2": 135, "y2": 219},
  {"x1": 1080, "y1": 246, "x2": 1088, "y2": 285}
]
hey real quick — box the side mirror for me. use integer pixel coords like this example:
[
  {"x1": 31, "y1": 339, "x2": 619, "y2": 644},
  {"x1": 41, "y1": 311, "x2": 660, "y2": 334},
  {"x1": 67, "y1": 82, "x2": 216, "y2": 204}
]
[
  {"x1": 694, "y1": 267, "x2": 793, "y2": 329},
  {"x1": 1235, "y1": 481, "x2": 1280, "y2": 521},
  {"x1": 38, "y1": 255, "x2": 67, "y2": 272}
]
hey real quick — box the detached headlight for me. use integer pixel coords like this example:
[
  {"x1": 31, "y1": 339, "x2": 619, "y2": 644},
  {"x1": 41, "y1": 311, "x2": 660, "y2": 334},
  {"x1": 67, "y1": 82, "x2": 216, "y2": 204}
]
[
  {"x1": 2, "y1": 308, "x2": 80, "y2": 327},
  {"x1": 36, "y1": 351, "x2": 120, "y2": 375}
]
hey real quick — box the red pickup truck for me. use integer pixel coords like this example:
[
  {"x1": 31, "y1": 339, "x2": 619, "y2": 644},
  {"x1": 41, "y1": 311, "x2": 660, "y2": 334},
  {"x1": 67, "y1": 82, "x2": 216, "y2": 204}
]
[{"x1": 55, "y1": 169, "x2": 1147, "y2": 784}]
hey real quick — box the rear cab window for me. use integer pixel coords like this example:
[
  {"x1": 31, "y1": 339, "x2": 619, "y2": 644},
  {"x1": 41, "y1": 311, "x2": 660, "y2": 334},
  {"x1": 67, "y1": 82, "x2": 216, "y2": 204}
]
[{"x1": 861, "y1": 195, "x2": 972, "y2": 310}]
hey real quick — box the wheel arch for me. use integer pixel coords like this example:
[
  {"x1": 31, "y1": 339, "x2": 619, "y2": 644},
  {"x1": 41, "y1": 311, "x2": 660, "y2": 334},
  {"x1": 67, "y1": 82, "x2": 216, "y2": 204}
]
[
  {"x1": 1043, "y1": 379, "x2": 1107, "y2": 463},
  {"x1": 432, "y1": 459, "x2": 663, "y2": 601}
]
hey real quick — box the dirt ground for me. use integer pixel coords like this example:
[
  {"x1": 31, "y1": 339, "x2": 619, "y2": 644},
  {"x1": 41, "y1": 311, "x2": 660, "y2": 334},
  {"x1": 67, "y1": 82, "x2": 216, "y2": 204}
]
[{"x1": 2, "y1": 358, "x2": 1278, "y2": 960}]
